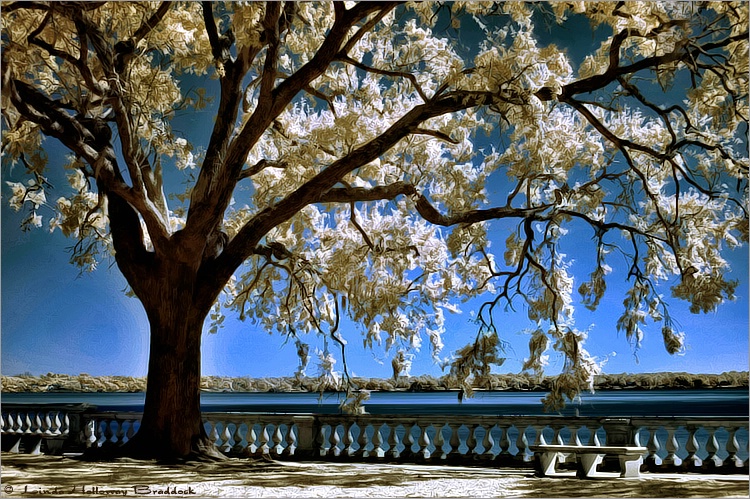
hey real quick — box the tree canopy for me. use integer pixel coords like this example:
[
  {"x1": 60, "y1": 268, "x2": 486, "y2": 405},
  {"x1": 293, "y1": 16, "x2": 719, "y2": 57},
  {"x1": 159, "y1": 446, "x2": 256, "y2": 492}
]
[{"x1": 3, "y1": 1, "x2": 748, "y2": 416}]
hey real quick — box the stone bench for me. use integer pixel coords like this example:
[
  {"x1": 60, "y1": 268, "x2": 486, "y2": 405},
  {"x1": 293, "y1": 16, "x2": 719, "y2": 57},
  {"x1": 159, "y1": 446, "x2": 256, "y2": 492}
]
[{"x1": 529, "y1": 444, "x2": 647, "y2": 478}]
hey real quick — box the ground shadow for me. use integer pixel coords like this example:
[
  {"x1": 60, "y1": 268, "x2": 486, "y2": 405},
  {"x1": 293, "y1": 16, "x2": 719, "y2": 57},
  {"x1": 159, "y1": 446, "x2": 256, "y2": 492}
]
[{"x1": 2, "y1": 454, "x2": 747, "y2": 498}]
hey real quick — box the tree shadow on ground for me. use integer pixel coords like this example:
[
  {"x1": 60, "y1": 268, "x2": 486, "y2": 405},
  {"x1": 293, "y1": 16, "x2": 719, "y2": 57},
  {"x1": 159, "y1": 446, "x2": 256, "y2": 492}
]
[
  {"x1": 519, "y1": 474, "x2": 749, "y2": 498},
  {"x1": 2, "y1": 454, "x2": 747, "y2": 498}
]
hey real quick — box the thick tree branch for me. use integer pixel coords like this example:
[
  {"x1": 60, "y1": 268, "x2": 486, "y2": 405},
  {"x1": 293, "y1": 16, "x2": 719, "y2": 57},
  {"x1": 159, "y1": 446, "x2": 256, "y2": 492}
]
[
  {"x1": 10, "y1": 77, "x2": 169, "y2": 246},
  {"x1": 132, "y1": 2, "x2": 171, "y2": 44},
  {"x1": 66, "y1": 6, "x2": 175, "y2": 250},
  {"x1": 6, "y1": 76, "x2": 158, "y2": 274},
  {"x1": 258, "y1": 2, "x2": 282, "y2": 105},
  {"x1": 317, "y1": 182, "x2": 418, "y2": 204},
  {"x1": 186, "y1": 2, "x2": 401, "y2": 262},
  {"x1": 201, "y1": 1, "x2": 235, "y2": 72},
  {"x1": 559, "y1": 28, "x2": 747, "y2": 101},
  {"x1": 4, "y1": 1, "x2": 105, "y2": 13},
  {"x1": 338, "y1": 2, "x2": 401, "y2": 56},
  {"x1": 318, "y1": 182, "x2": 546, "y2": 226}
]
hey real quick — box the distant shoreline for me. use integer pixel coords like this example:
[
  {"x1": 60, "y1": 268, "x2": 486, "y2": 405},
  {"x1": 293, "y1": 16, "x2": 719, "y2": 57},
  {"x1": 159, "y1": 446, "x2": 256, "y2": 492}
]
[{"x1": 2, "y1": 371, "x2": 747, "y2": 393}]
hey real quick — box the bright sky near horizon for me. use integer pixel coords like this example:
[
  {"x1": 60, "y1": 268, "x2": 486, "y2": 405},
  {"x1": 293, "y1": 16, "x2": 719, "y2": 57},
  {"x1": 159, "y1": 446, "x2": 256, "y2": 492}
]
[{"x1": 2, "y1": 7, "x2": 748, "y2": 381}]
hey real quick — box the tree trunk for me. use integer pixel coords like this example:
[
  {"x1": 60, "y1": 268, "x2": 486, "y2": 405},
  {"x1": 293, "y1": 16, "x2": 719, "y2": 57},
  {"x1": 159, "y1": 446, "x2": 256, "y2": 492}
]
[{"x1": 117, "y1": 257, "x2": 223, "y2": 461}]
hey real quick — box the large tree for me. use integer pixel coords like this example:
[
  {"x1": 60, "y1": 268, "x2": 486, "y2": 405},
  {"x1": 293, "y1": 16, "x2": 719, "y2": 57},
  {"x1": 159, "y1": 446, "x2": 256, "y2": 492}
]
[{"x1": 2, "y1": 1, "x2": 747, "y2": 460}]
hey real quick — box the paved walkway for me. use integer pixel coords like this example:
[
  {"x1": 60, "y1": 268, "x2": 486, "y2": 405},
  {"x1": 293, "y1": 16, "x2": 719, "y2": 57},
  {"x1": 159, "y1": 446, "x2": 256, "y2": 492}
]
[{"x1": 1, "y1": 454, "x2": 747, "y2": 498}]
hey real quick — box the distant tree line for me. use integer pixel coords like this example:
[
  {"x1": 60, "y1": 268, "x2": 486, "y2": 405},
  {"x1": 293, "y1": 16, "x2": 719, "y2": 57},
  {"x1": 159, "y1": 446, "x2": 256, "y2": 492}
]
[{"x1": 3, "y1": 371, "x2": 747, "y2": 393}]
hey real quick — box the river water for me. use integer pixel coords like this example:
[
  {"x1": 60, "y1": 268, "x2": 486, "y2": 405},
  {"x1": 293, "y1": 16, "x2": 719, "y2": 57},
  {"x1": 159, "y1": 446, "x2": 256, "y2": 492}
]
[{"x1": 3, "y1": 388, "x2": 747, "y2": 417}]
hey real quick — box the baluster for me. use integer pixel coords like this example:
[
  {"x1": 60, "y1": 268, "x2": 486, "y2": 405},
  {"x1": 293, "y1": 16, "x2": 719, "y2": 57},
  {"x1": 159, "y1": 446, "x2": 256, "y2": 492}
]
[
  {"x1": 207, "y1": 421, "x2": 219, "y2": 451},
  {"x1": 568, "y1": 425, "x2": 582, "y2": 447},
  {"x1": 356, "y1": 423, "x2": 369, "y2": 458},
  {"x1": 42, "y1": 413, "x2": 53, "y2": 437},
  {"x1": 552, "y1": 424, "x2": 565, "y2": 445},
  {"x1": 23, "y1": 412, "x2": 33, "y2": 434},
  {"x1": 481, "y1": 424, "x2": 495, "y2": 458},
  {"x1": 644, "y1": 426, "x2": 661, "y2": 469},
  {"x1": 497, "y1": 425, "x2": 511, "y2": 461},
  {"x1": 725, "y1": 426, "x2": 744, "y2": 468},
  {"x1": 284, "y1": 423, "x2": 297, "y2": 456},
  {"x1": 633, "y1": 427, "x2": 645, "y2": 448},
  {"x1": 233, "y1": 424, "x2": 246, "y2": 454},
  {"x1": 588, "y1": 426, "x2": 601, "y2": 446},
  {"x1": 103, "y1": 421, "x2": 115, "y2": 447},
  {"x1": 516, "y1": 426, "x2": 531, "y2": 462},
  {"x1": 115, "y1": 420, "x2": 126, "y2": 446},
  {"x1": 433, "y1": 424, "x2": 446, "y2": 460},
  {"x1": 85, "y1": 419, "x2": 98, "y2": 448},
  {"x1": 218, "y1": 424, "x2": 232, "y2": 454},
  {"x1": 23, "y1": 413, "x2": 34, "y2": 434},
  {"x1": 532, "y1": 424, "x2": 548, "y2": 446},
  {"x1": 15, "y1": 413, "x2": 25, "y2": 434},
  {"x1": 329, "y1": 424, "x2": 342, "y2": 457},
  {"x1": 26, "y1": 413, "x2": 43, "y2": 454},
  {"x1": 35, "y1": 413, "x2": 44, "y2": 434},
  {"x1": 683, "y1": 427, "x2": 702, "y2": 469},
  {"x1": 663, "y1": 427, "x2": 682, "y2": 467},
  {"x1": 371, "y1": 423, "x2": 385, "y2": 458},
  {"x1": 402, "y1": 423, "x2": 416, "y2": 457},
  {"x1": 389, "y1": 424, "x2": 401, "y2": 459},
  {"x1": 0, "y1": 413, "x2": 4, "y2": 433},
  {"x1": 272, "y1": 424, "x2": 284, "y2": 456},
  {"x1": 448, "y1": 424, "x2": 461, "y2": 457},
  {"x1": 248, "y1": 424, "x2": 259, "y2": 456},
  {"x1": 259, "y1": 424, "x2": 271, "y2": 456},
  {"x1": 50, "y1": 412, "x2": 62, "y2": 436},
  {"x1": 62, "y1": 414, "x2": 70, "y2": 435},
  {"x1": 343, "y1": 423, "x2": 356, "y2": 457},
  {"x1": 419, "y1": 425, "x2": 431, "y2": 459},
  {"x1": 703, "y1": 428, "x2": 723, "y2": 468},
  {"x1": 6, "y1": 413, "x2": 21, "y2": 453},
  {"x1": 126, "y1": 420, "x2": 136, "y2": 443},
  {"x1": 317, "y1": 425, "x2": 328, "y2": 457},
  {"x1": 465, "y1": 424, "x2": 478, "y2": 455}
]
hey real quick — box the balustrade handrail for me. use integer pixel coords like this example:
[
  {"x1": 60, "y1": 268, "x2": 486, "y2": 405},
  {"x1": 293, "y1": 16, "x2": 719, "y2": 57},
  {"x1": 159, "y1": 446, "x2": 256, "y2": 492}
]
[
  {"x1": 73, "y1": 411, "x2": 750, "y2": 431},
  {"x1": 1, "y1": 403, "x2": 95, "y2": 412},
  {"x1": 4, "y1": 405, "x2": 747, "y2": 431}
]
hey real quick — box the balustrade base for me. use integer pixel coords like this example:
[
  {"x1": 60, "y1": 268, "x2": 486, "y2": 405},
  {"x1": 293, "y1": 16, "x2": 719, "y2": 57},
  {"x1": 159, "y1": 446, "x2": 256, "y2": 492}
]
[
  {"x1": 1, "y1": 435, "x2": 68, "y2": 455},
  {"x1": 701, "y1": 460, "x2": 750, "y2": 475}
]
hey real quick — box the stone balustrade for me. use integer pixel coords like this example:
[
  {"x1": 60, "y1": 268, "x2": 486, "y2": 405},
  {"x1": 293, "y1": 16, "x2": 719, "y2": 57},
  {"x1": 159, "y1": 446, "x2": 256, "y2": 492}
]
[
  {"x1": 2, "y1": 405, "x2": 747, "y2": 475},
  {"x1": 1, "y1": 406, "x2": 77, "y2": 455}
]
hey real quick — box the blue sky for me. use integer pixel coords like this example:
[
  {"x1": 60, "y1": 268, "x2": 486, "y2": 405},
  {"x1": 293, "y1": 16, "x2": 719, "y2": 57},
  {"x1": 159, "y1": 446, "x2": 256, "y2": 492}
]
[{"x1": 2, "y1": 7, "x2": 748, "y2": 380}]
